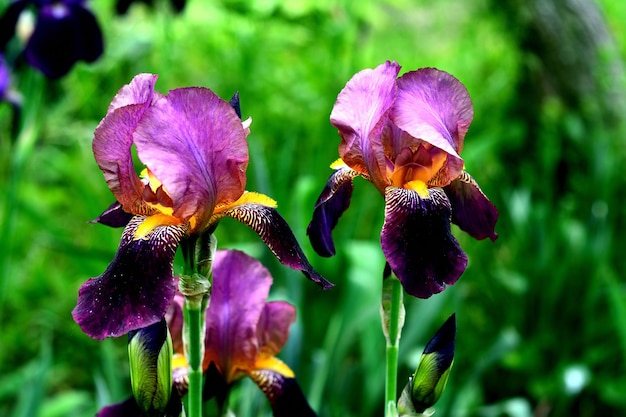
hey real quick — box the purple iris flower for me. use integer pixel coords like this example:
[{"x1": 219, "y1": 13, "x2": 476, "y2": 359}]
[
  {"x1": 166, "y1": 250, "x2": 317, "y2": 417},
  {"x1": 0, "y1": 0, "x2": 103, "y2": 79},
  {"x1": 307, "y1": 61, "x2": 498, "y2": 298},
  {"x1": 72, "y1": 74, "x2": 332, "y2": 340}
]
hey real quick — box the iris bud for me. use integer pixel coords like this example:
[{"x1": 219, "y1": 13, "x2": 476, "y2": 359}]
[
  {"x1": 398, "y1": 314, "x2": 456, "y2": 415},
  {"x1": 128, "y1": 318, "x2": 173, "y2": 417}
]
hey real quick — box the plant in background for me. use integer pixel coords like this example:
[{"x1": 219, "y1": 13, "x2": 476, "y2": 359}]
[
  {"x1": 0, "y1": 0, "x2": 103, "y2": 79},
  {"x1": 307, "y1": 61, "x2": 498, "y2": 416}
]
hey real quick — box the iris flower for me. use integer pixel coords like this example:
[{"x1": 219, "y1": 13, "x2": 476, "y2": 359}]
[
  {"x1": 307, "y1": 61, "x2": 497, "y2": 298},
  {"x1": 0, "y1": 0, "x2": 103, "y2": 79},
  {"x1": 72, "y1": 74, "x2": 331, "y2": 340},
  {"x1": 166, "y1": 250, "x2": 317, "y2": 416}
]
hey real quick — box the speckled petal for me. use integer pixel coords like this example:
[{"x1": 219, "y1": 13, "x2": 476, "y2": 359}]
[
  {"x1": 204, "y1": 250, "x2": 273, "y2": 382},
  {"x1": 93, "y1": 74, "x2": 159, "y2": 214},
  {"x1": 307, "y1": 166, "x2": 358, "y2": 257},
  {"x1": 381, "y1": 187, "x2": 467, "y2": 298},
  {"x1": 249, "y1": 370, "x2": 318, "y2": 417},
  {"x1": 72, "y1": 216, "x2": 187, "y2": 339},
  {"x1": 331, "y1": 61, "x2": 400, "y2": 191},
  {"x1": 224, "y1": 205, "x2": 333, "y2": 289},
  {"x1": 444, "y1": 171, "x2": 498, "y2": 241},
  {"x1": 134, "y1": 87, "x2": 249, "y2": 226},
  {"x1": 392, "y1": 68, "x2": 472, "y2": 184}
]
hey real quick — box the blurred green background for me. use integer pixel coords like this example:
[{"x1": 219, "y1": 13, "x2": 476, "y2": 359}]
[{"x1": 1, "y1": 0, "x2": 626, "y2": 416}]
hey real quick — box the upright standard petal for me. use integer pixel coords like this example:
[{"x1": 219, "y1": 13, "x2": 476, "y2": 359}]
[
  {"x1": 72, "y1": 216, "x2": 187, "y2": 339},
  {"x1": 93, "y1": 74, "x2": 159, "y2": 214},
  {"x1": 444, "y1": 171, "x2": 498, "y2": 241},
  {"x1": 392, "y1": 68, "x2": 473, "y2": 185},
  {"x1": 222, "y1": 201, "x2": 333, "y2": 289},
  {"x1": 307, "y1": 165, "x2": 358, "y2": 257},
  {"x1": 204, "y1": 250, "x2": 274, "y2": 382},
  {"x1": 134, "y1": 87, "x2": 249, "y2": 227},
  {"x1": 256, "y1": 302, "x2": 296, "y2": 358},
  {"x1": 331, "y1": 61, "x2": 400, "y2": 191},
  {"x1": 381, "y1": 187, "x2": 468, "y2": 298}
]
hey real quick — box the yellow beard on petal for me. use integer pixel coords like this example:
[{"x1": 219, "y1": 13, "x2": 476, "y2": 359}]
[
  {"x1": 253, "y1": 356, "x2": 295, "y2": 378},
  {"x1": 406, "y1": 180, "x2": 429, "y2": 198},
  {"x1": 134, "y1": 213, "x2": 184, "y2": 240}
]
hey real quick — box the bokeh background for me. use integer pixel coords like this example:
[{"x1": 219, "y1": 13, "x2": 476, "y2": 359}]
[{"x1": 1, "y1": 0, "x2": 626, "y2": 416}]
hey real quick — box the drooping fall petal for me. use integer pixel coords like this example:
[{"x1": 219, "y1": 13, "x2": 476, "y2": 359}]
[
  {"x1": 223, "y1": 203, "x2": 333, "y2": 289},
  {"x1": 331, "y1": 61, "x2": 400, "y2": 191},
  {"x1": 134, "y1": 87, "x2": 249, "y2": 227},
  {"x1": 249, "y1": 370, "x2": 318, "y2": 417},
  {"x1": 72, "y1": 216, "x2": 187, "y2": 339},
  {"x1": 380, "y1": 187, "x2": 467, "y2": 298},
  {"x1": 307, "y1": 166, "x2": 358, "y2": 257},
  {"x1": 444, "y1": 171, "x2": 498, "y2": 241}
]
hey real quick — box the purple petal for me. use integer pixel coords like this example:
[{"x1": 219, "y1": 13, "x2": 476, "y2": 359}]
[
  {"x1": 165, "y1": 292, "x2": 184, "y2": 354},
  {"x1": 223, "y1": 204, "x2": 333, "y2": 289},
  {"x1": 72, "y1": 216, "x2": 187, "y2": 339},
  {"x1": 392, "y1": 68, "x2": 473, "y2": 184},
  {"x1": 90, "y1": 201, "x2": 133, "y2": 228},
  {"x1": 93, "y1": 75, "x2": 159, "y2": 214},
  {"x1": 306, "y1": 167, "x2": 357, "y2": 257},
  {"x1": 96, "y1": 397, "x2": 142, "y2": 417},
  {"x1": 249, "y1": 371, "x2": 318, "y2": 417},
  {"x1": 443, "y1": 171, "x2": 498, "y2": 241},
  {"x1": 24, "y1": 3, "x2": 103, "y2": 79},
  {"x1": 205, "y1": 250, "x2": 273, "y2": 381},
  {"x1": 381, "y1": 187, "x2": 468, "y2": 298},
  {"x1": 331, "y1": 61, "x2": 400, "y2": 191},
  {"x1": 134, "y1": 87, "x2": 249, "y2": 226},
  {"x1": 256, "y1": 301, "x2": 296, "y2": 357}
]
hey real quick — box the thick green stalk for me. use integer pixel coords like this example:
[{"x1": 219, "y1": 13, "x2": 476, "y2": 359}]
[
  {"x1": 381, "y1": 275, "x2": 404, "y2": 417},
  {"x1": 184, "y1": 300, "x2": 204, "y2": 417}
]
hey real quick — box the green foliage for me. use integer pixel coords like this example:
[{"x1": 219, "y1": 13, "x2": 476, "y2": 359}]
[{"x1": 1, "y1": 0, "x2": 626, "y2": 416}]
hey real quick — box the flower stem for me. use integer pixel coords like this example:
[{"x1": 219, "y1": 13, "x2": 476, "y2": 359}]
[
  {"x1": 184, "y1": 299, "x2": 204, "y2": 417},
  {"x1": 381, "y1": 272, "x2": 404, "y2": 417}
]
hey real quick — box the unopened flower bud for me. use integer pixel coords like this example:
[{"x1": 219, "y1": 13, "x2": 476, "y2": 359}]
[{"x1": 128, "y1": 318, "x2": 173, "y2": 417}]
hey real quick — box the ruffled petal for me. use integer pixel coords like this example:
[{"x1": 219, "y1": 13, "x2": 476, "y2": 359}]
[
  {"x1": 93, "y1": 74, "x2": 159, "y2": 214},
  {"x1": 134, "y1": 87, "x2": 249, "y2": 227},
  {"x1": 248, "y1": 370, "x2": 318, "y2": 417},
  {"x1": 443, "y1": 171, "x2": 498, "y2": 241},
  {"x1": 392, "y1": 68, "x2": 472, "y2": 184},
  {"x1": 223, "y1": 203, "x2": 333, "y2": 289},
  {"x1": 331, "y1": 61, "x2": 400, "y2": 191},
  {"x1": 381, "y1": 187, "x2": 467, "y2": 298},
  {"x1": 204, "y1": 250, "x2": 273, "y2": 382},
  {"x1": 256, "y1": 301, "x2": 296, "y2": 358},
  {"x1": 72, "y1": 216, "x2": 187, "y2": 339},
  {"x1": 306, "y1": 165, "x2": 358, "y2": 257}
]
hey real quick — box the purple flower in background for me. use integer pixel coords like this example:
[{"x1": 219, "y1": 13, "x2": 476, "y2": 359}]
[
  {"x1": 72, "y1": 74, "x2": 331, "y2": 340},
  {"x1": 0, "y1": 0, "x2": 103, "y2": 79},
  {"x1": 166, "y1": 250, "x2": 317, "y2": 417},
  {"x1": 308, "y1": 61, "x2": 498, "y2": 298},
  {"x1": 115, "y1": 0, "x2": 186, "y2": 15}
]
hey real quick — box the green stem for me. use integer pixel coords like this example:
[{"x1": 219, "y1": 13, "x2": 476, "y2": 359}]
[
  {"x1": 382, "y1": 275, "x2": 404, "y2": 417},
  {"x1": 184, "y1": 300, "x2": 204, "y2": 417}
]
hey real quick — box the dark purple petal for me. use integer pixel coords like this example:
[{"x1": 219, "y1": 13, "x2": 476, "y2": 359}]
[
  {"x1": 134, "y1": 87, "x2": 249, "y2": 226},
  {"x1": 306, "y1": 166, "x2": 357, "y2": 257},
  {"x1": 72, "y1": 216, "x2": 187, "y2": 339},
  {"x1": 392, "y1": 68, "x2": 472, "y2": 184},
  {"x1": 381, "y1": 187, "x2": 467, "y2": 298},
  {"x1": 96, "y1": 397, "x2": 142, "y2": 417},
  {"x1": 93, "y1": 74, "x2": 158, "y2": 214},
  {"x1": 205, "y1": 250, "x2": 274, "y2": 381},
  {"x1": 331, "y1": 61, "x2": 400, "y2": 191},
  {"x1": 24, "y1": 3, "x2": 103, "y2": 78},
  {"x1": 249, "y1": 370, "x2": 318, "y2": 417},
  {"x1": 223, "y1": 204, "x2": 333, "y2": 289},
  {"x1": 0, "y1": 0, "x2": 29, "y2": 50},
  {"x1": 444, "y1": 171, "x2": 498, "y2": 241},
  {"x1": 90, "y1": 201, "x2": 133, "y2": 228},
  {"x1": 257, "y1": 301, "x2": 296, "y2": 357},
  {"x1": 165, "y1": 292, "x2": 184, "y2": 354}
]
